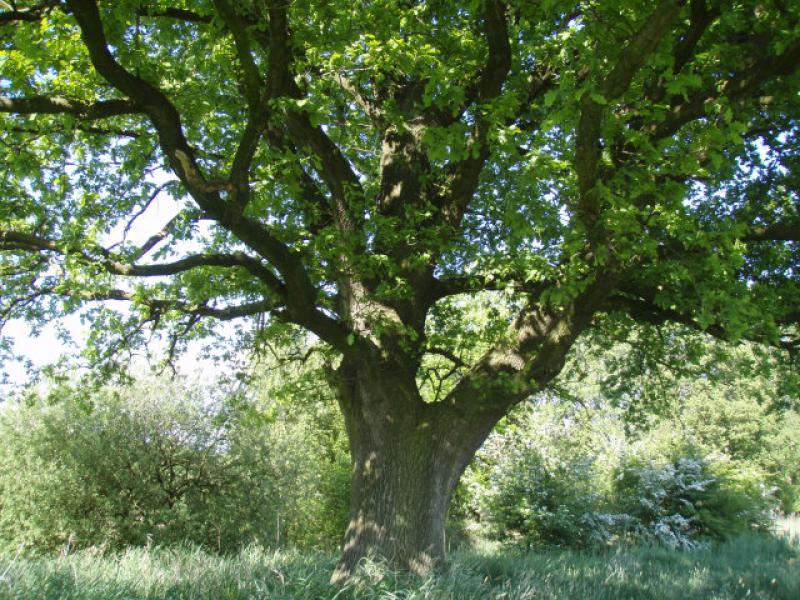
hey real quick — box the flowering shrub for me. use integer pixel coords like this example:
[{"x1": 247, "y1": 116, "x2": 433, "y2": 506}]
[
  {"x1": 612, "y1": 455, "x2": 771, "y2": 547},
  {"x1": 480, "y1": 428, "x2": 772, "y2": 549}
]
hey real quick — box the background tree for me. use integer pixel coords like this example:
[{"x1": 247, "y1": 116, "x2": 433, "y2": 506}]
[{"x1": 1, "y1": 0, "x2": 798, "y2": 580}]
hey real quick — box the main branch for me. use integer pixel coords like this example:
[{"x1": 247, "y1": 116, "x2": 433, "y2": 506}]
[
  {"x1": 62, "y1": 0, "x2": 349, "y2": 350},
  {"x1": 0, "y1": 95, "x2": 140, "y2": 119}
]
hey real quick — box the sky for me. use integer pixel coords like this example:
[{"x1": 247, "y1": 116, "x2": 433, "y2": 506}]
[{"x1": 1, "y1": 178, "x2": 233, "y2": 393}]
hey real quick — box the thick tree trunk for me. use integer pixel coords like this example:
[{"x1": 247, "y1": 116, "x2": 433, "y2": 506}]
[
  {"x1": 327, "y1": 293, "x2": 606, "y2": 582},
  {"x1": 329, "y1": 359, "x2": 498, "y2": 583},
  {"x1": 332, "y1": 427, "x2": 453, "y2": 581}
]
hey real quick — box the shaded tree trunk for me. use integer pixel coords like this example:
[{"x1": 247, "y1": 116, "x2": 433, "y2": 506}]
[
  {"x1": 327, "y1": 287, "x2": 610, "y2": 582},
  {"x1": 329, "y1": 358, "x2": 504, "y2": 583}
]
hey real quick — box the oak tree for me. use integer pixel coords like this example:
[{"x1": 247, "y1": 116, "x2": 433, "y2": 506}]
[{"x1": 1, "y1": 0, "x2": 799, "y2": 579}]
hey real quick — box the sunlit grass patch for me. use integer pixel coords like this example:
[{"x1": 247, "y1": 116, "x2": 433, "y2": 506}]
[{"x1": 0, "y1": 534, "x2": 797, "y2": 599}]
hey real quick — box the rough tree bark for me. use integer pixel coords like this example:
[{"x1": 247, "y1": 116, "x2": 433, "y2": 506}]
[
  {"x1": 329, "y1": 357, "x2": 509, "y2": 582},
  {"x1": 328, "y1": 295, "x2": 603, "y2": 581}
]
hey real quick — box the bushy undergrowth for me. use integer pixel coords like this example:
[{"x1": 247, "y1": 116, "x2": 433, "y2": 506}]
[
  {"x1": 0, "y1": 535, "x2": 797, "y2": 600},
  {"x1": 612, "y1": 455, "x2": 770, "y2": 548},
  {"x1": 460, "y1": 399, "x2": 781, "y2": 550},
  {"x1": 483, "y1": 439, "x2": 604, "y2": 547},
  {"x1": 0, "y1": 377, "x2": 349, "y2": 555},
  {"x1": 1, "y1": 359, "x2": 795, "y2": 556},
  {"x1": 0, "y1": 379, "x2": 264, "y2": 553}
]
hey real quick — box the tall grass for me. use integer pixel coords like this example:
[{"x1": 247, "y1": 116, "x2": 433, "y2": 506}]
[{"x1": 0, "y1": 534, "x2": 797, "y2": 600}]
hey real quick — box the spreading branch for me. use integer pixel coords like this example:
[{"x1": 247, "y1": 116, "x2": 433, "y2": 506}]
[
  {"x1": 332, "y1": 72, "x2": 384, "y2": 123},
  {"x1": 130, "y1": 209, "x2": 201, "y2": 261},
  {"x1": 136, "y1": 7, "x2": 212, "y2": 24},
  {"x1": 60, "y1": 287, "x2": 281, "y2": 322},
  {"x1": 575, "y1": 0, "x2": 685, "y2": 230},
  {"x1": 743, "y1": 221, "x2": 800, "y2": 243},
  {"x1": 651, "y1": 40, "x2": 800, "y2": 140},
  {"x1": 62, "y1": 0, "x2": 349, "y2": 349},
  {"x1": 601, "y1": 290, "x2": 798, "y2": 351},
  {"x1": 253, "y1": 1, "x2": 365, "y2": 256},
  {"x1": 425, "y1": 346, "x2": 468, "y2": 369},
  {"x1": 646, "y1": 0, "x2": 720, "y2": 103},
  {"x1": 0, "y1": 95, "x2": 141, "y2": 119},
  {"x1": 431, "y1": 0, "x2": 512, "y2": 231},
  {"x1": 0, "y1": 228, "x2": 286, "y2": 298},
  {"x1": 0, "y1": 0, "x2": 59, "y2": 25},
  {"x1": 476, "y1": 0, "x2": 512, "y2": 102},
  {"x1": 211, "y1": 0, "x2": 269, "y2": 215},
  {"x1": 438, "y1": 276, "x2": 617, "y2": 422}
]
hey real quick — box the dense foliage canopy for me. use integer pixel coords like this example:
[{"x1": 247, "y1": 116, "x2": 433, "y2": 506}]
[{"x1": 1, "y1": 0, "x2": 798, "y2": 376}]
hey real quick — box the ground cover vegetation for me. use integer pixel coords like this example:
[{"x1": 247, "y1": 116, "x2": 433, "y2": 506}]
[
  {"x1": 1, "y1": 0, "x2": 799, "y2": 580},
  {"x1": 0, "y1": 536, "x2": 798, "y2": 599}
]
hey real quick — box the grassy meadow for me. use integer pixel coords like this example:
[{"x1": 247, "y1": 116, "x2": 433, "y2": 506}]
[{"x1": 0, "y1": 534, "x2": 797, "y2": 600}]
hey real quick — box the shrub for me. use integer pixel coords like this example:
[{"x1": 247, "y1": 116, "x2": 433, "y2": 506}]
[
  {"x1": 612, "y1": 454, "x2": 771, "y2": 548},
  {"x1": 483, "y1": 436, "x2": 605, "y2": 547},
  {"x1": 0, "y1": 366, "x2": 353, "y2": 556},
  {"x1": 474, "y1": 399, "x2": 774, "y2": 550},
  {"x1": 0, "y1": 376, "x2": 345, "y2": 554}
]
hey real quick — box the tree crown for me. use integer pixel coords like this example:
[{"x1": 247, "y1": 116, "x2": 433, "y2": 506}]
[{"x1": 1, "y1": 0, "x2": 798, "y2": 402}]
